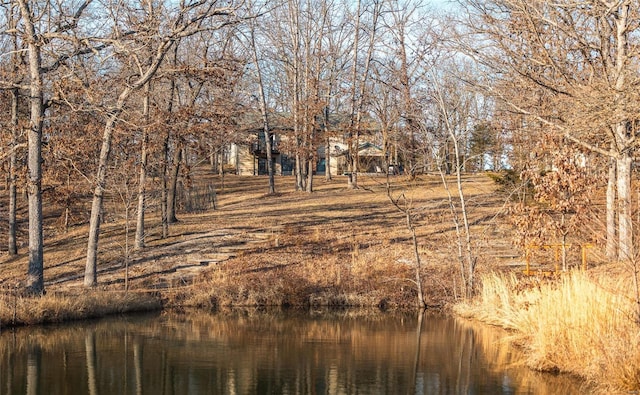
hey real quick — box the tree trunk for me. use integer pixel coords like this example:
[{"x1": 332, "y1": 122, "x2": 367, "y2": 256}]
[
  {"x1": 617, "y1": 152, "x2": 633, "y2": 261},
  {"x1": 325, "y1": 137, "x2": 332, "y2": 181},
  {"x1": 86, "y1": 46, "x2": 167, "y2": 287},
  {"x1": 26, "y1": 79, "x2": 45, "y2": 294},
  {"x1": 439, "y1": 168, "x2": 467, "y2": 298},
  {"x1": 287, "y1": 0, "x2": 304, "y2": 192},
  {"x1": 161, "y1": 44, "x2": 178, "y2": 239},
  {"x1": 347, "y1": 0, "x2": 361, "y2": 189},
  {"x1": 606, "y1": 156, "x2": 617, "y2": 260},
  {"x1": 351, "y1": 131, "x2": 359, "y2": 189},
  {"x1": 347, "y1": 0, "x2": 379, "y2": 189},
  {"x1": 432, "y1": 68, "x2": 476, "y2": 298},
  {"x1": 161, "y1": 143, "x2": 169, "y2": 239},
  {"x1": 19, "y1": 0, "x2": 45, "y2": 294},
  {"x1": 306, "y1": 158, "x2": 314, "y2": 193},
  {"x1": 124, "y1": 198, "x2": 130, "y2": 291},
  {"x1": 613, "y1": 5, "x2": 633, "y2": 261},
  {"x1": 249, "y1": 22, "x2": 275, "y2": 194},
  {"x1": 8, "y1": 86, "x2": 19, "y2": 256},
  {"x1": 452, "y1": 134, "x2": 475, "y2": 296},
  {"x1": 85, "y1": 108, "x2": 123, "y2": 287},
  {"x1": 265, "y1": 134, "x2": 275, "y2": 194},
  {"x1": 409, "y1": 213, "x2": 426, "y2": 308},
  {"x1": 135, "y1": 82, "x2": 151, "y2": 250},
  {"x1": 295, "y1": 153, "x2": 304, "y2": 191},
  {"x1": 8, "y1": 5, "x2": 19, "y2": 256},
  {"x1": 167, "y1": 143, "x2": 182, "y2": 223},
  {"x1": 64, "y1": 169, "x2": 71, "y2": 232},
  {"x1": 411, "y1": 228, "x2": 427, "y2": 309},
  {"x1": 219, "y1": 149, "x2": 225, "y2": 189},
  {"x1": 386, "y1": 173, "x2": 427, "y2": 308}
]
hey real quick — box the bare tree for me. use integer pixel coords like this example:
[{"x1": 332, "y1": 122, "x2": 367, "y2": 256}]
[
  {"x1": 386, "y1": 187, "x2": 428, "y2": 308},
  {"x1": 320, "y1": 2, "x2": 352, "y2": 182},
  {"x1": 245, "y1": 1, "x2": 276, "y2": 194},
  {"x1": 111, "y1": 135, "x2": 138, "y2": 291},
  {"x1": 16, "y1": 0, "x2": 47, "y2": 294},
  {"x1": 4, "y1": 3, "x2": 23, "y2": 256},
  {"x1": 84, "y1": 1, "x2": 242, "y2": 287},
  {"x1": 281, "y1": 0, "x2": 323, "y2": 192},
  {"x1": 249, "y1": 0, "x2": 343, "y2": 192},
  {"x1": 134, "y1": 80, "x2": 151, "y2": 250},
  {"x1": 160, "y1": 44, "x2": 179, "y2": 238},
  {"x1": 379, "y1": 0, "x2": 437, "y2": 177},
  {"x1": 345, "y1": 0, "x2": 383, "y2": 189},
  {"x1": 10, "y1": 0, "x2": 115, "y2": 293},
  {"x1": 429, "y1": 63, "x2": 478, "y2": 298}
]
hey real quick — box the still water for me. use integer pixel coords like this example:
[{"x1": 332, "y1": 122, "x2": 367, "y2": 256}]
[{"x1": 0, "y1": 310, "x2": 583, "y2": 394}]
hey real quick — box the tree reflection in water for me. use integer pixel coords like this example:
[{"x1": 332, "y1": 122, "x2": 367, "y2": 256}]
[
  {"x1": 26, "y1": 345, "x2": 40, "y2": 395},
  {"x1": 85, "y1": 331, "x2": 98, "y2": 395},
  {"x1": 0, "y1": 310, "x2": 584, "y2": 394}
]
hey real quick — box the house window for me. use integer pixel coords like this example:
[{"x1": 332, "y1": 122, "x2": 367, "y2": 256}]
[
  {"x1": 257, "y1": 158, "x2": 276, "y2": 175},
  {"x1": 281, "y1": 155, "x2": 294, "y2": 175},
  {"x1": 317, "y1": 158, "x2": 326, "y2": 174}
]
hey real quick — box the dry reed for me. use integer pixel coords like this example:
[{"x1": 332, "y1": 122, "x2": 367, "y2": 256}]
[{"x1": 455, "y1": 270, "x2": 640, "y2": 392}]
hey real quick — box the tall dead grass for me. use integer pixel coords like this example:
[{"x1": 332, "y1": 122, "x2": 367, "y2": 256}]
[
  {"x1": 455, "y1": 270, "x2": 640, "y2": 392},
  {"x1": 0, "y1": 290, "x2": 161, "y2": 328}
]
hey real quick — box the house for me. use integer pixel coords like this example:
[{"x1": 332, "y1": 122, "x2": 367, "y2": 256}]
[{"x1": 225, "y1": 113, "x2": 387, "y2": 176}]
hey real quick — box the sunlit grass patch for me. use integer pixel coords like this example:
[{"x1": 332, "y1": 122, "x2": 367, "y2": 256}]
[{"x1": 455, "y1": 269, "x2": 640, "y2": 392}]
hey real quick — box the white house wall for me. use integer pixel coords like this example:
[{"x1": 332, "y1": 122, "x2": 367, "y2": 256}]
[{"x1": 226, "y1": 137, "x2": 381, "y2": 177}]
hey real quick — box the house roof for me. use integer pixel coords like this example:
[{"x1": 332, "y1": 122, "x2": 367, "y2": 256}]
[
  {"x1": 358, "y1": 142, "x2": 384, "y2": 157},
  {"x1": 238, "y1": 111, "x2": 380, "y2": 134},
  {"x1": 331, "y1": 141, "x2": 384, "y2": 157},
  {"x1": 238, "y1": 111, "x2": 293, "y2": 132}
]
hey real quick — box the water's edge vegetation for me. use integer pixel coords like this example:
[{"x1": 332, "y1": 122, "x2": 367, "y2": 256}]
[
  {"x1": 0, "y1": 291, "x2": 162, "y2": 327},
  {"x1": 2, "y1": 268, "x2": 638, "y2": 392},
  {"x1": 455, "y1": 270, "x2": 640, "y2": 393}
]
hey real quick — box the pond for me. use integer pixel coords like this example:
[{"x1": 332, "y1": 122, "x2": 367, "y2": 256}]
[{"x1": 0, "y1": 310, "x2": 584, "y2": 394}]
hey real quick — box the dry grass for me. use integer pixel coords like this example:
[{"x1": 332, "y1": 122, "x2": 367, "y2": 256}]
[
  {"x1": 0, "y1": 289, "x2": 160, "y2": 327},
  {"x1": 455, "y1": 269, "x2": 640, "y2": 392}
]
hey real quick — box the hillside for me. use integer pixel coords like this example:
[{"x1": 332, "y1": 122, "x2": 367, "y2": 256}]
[{"x1": 1, "y1": 169, "x2": 532, "y2": 308}]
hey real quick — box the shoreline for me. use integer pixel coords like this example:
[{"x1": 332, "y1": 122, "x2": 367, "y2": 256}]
[
  {"x1": 2, "y1": 269, "x2": 635, "y2": 393},
  {"x1": 0, "y1": 284, "x2": 437, "y2": 330}
]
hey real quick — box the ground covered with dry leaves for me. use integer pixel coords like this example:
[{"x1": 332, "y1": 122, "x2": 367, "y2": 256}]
[{"x1": 2, "y1": 169, "x2": 522, "y2": 325}]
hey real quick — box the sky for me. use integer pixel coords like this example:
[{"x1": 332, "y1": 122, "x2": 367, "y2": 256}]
[{"x1": 432, "y1": 0, "x2": 455, "y2": 9}]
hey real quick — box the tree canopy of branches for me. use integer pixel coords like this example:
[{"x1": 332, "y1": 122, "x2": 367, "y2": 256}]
[{"x1": 463, "y1": 0, "x2": 640, "y2": 261}]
